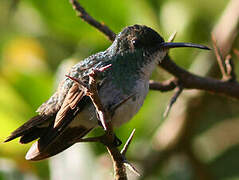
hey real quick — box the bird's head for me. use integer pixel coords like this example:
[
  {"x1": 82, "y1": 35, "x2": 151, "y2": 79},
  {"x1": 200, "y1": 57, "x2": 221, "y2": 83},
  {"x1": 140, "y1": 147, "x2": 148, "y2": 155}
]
[{"x1": 109, "y1": 24, "x2": 209, "y2": 59}]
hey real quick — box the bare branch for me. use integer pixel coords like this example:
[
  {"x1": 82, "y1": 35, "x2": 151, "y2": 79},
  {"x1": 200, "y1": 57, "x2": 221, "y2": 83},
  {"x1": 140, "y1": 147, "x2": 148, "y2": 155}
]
[
  {"x1": 163, "y1": 86, "x2": 183, "y2": 118},
  {"x1": 65, "y1": 75, "x2": 88, "y2": 89},
  {"x1": 124, "y1": 160, "x2": 140, "y2": 177},
  {"x1": 76, "y1": 132, "x2": 139, "y2": 179},
  {"x1": 159, "y1": 55, "x2": 239, "y2": 100},
  {"x1": 149, "y1": 79, "x2": 177, "y2": 92},
  {"x1": 69, "y1": 0, "x2": 116, "y2": 41},
  {"x1": 121, "y1": 129, "x2": 140, "y2": 177},
  {"x1": 121, "y1": 129, "x2": 136, "y2": 156},
  {"x1": 88, "y1": 65, "x2": 113, "y2": 131},
  {"x1": 168, "y1": 31, "x2": 177, "y2": 42},
  {"x1": 66, "y1": 65, "x2": 112, "y2": 131},
  {"x1": 106, "y1": 147, "x2": 127, "y2": 180},
  {"x1": 225, "y1": 54, "x2": 236, "y2": 81},
  {"x1": 211, "y1": 34, "x2": 227, "y2": 79}
]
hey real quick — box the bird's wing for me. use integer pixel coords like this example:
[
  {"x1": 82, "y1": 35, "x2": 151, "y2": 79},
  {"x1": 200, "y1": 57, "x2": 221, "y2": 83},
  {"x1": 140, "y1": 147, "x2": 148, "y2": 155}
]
[
  {"x1": 25, "y1": 82, "x2": 93, "y2": 160},
  {"x1": 4, "y1": 70, "x2": 86, "y2": 144},
  {"x1": 54, "y1": 82, "x2": 85, "y2": 128},
  {"x1": 4, "y1": 114, "x2": 55, "y2": 143},
  {"x1": 4, "y1": 79, "x2": 92, "y2": 160},
  {"x1": 4, "y1": 54, "x2": 110, "y2": 160},
  {"x1": 3, "y1": 77, "x2": 81, "y2": 144}
]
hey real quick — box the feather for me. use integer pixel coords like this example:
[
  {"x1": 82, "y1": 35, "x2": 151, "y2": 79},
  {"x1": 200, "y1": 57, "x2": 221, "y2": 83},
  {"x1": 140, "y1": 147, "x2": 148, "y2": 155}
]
[
  {"x1": 4, "y1": 115, "x2": 54, "y2": 143},
  {"x1": 24, "y1": 85, "x2": 91, "y2": 160},
  {"x1": 25, "y1": 126, "x2": 91, "y2": 161},
  {"x1": 54, "y1": 83, "x2": 85, "y2": 128},
  {"x1": 20, "y1": 127, "x2": 48, "y2": 144}
]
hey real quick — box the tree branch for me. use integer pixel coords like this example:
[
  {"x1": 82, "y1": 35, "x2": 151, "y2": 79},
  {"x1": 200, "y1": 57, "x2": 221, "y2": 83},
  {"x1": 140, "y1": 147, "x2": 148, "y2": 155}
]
[
  {"x1": 69, "y1": 0, "x2": 116, "y2": 41},
  {"x1": 163, "y1": 85, "x2": 183, "y2": 118},
  {"x1": 149, "y1": 79, "x2": 177, "y2": 92},
  {"x1": 211, "y1": 34, "x2": 227, "y2": 79},
  {"x1": 67, "y1": 65, "x2": 140, "y2": 180},
  {"x1": 225, "y1": 54, "x2": 236, "y2": 81},
  {"x1": 69, "y1": 0, "x2": 239, "y2": 101},
  {"x1": 158, "y1": 55, "x2": 239, "y2": 99}
]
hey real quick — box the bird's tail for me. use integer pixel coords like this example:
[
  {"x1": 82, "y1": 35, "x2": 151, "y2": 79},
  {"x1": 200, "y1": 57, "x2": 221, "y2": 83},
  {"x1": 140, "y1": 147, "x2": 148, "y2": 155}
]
[
  {"x1": 4, "y1": 114, "x2": 92, "y2": 161},
  {"x1": 25, "y1": 126, "x2": 92, "y2": 161}
]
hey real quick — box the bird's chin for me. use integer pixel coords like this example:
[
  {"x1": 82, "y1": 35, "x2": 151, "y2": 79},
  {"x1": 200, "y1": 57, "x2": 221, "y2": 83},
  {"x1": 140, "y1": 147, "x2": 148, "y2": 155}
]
[{"x1": 151, "y1": 50, "x2": 167, "y2": 64}]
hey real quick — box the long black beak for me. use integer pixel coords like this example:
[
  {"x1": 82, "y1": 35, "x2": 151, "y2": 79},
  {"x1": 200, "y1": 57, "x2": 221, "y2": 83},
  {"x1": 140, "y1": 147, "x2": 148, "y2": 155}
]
[{"x1": 159, "y1": 42, "x2": 210, "y2": 50}]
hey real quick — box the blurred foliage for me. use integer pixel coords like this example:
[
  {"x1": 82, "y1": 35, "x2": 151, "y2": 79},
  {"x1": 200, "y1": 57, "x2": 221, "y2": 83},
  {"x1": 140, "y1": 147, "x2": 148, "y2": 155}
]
[{"x1": 0, "y1": 0, "x2": 238, "y2": 180}]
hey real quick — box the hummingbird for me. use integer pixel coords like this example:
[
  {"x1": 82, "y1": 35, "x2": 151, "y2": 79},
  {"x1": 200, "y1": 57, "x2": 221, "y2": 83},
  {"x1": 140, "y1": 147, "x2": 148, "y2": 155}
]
[{"x1": 4, "y1": 25, "x2": 209, "y2": 161}]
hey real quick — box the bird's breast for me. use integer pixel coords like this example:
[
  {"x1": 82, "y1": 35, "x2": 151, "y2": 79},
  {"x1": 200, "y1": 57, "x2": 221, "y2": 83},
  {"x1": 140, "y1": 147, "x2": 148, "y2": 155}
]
[{"x1": 99, "y1": 78, "x2": 149, "y2": 127}]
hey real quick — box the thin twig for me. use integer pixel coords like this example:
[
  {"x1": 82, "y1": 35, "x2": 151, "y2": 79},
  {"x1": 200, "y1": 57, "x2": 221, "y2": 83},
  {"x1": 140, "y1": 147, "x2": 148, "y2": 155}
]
[
  {"x1": 76, "y1": 131, "x2": 140, "y2": 178},
  {"x1": 168, "y1": 31, "x2": 177, "y2": 42},
  {"x1": 225, "y1": 54, "x2": 236, "y2": 81},
  {"x1": 124, "y1": 160, "x2": 141, "y2": 177},
  {"x1": 163, "y1": 86, "x2": 183, "y2": 118},
  {"x1": 88, "y1": 65, "x2": 112, "y2": 131},
  {"x1": 76, "y1": 124, "x2": 139, "y2": 178},
  {"x1": 149, "y1": 79, "x2": 177, "y2": 92},
  {"x1": 65, "y1": 75, "x2": 88, "y2": 89},
  {"x1": 120, "y1": 129, "x2": 140, "y2": 177},
  {"x1": 121, "y1": 129, "x2": 136, "y2": 156},
  {"x1": 69, "y1": 0, "x2": 116, "y2": 41},
  {"x1": 67, "y1": 65, "x2": 112, "y2": 131},
  {"x1": 121, "y1": 129, "x2": 140, "y2": 176},
  {"x1": 211, "y1": 34, "x2": 227, "y2": 79},
  {"x1": 106, "y1": 147, "x2": 127, "y2": 180}
]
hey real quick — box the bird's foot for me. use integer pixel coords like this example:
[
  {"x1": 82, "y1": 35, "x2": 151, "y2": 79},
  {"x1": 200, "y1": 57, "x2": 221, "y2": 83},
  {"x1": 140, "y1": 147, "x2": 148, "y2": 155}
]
[{"x1": 113, "y1": 134, "x2": 122, "y2": 147}]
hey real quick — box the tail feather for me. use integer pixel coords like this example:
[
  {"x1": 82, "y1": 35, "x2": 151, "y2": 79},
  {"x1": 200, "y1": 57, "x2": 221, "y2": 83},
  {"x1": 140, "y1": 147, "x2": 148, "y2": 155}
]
[
  {"x1": 19, "y1": 127, "x2": 48, "y2": 144},
  {"x1": 4, "y1": 115, "x2": 53, "y2": 143},
  {"x1": 25, "y1": 126, "x2": 92, "y2": 161},
  {"x1": 4, "y1": 91, "x2": 92, "y2": 161},
  {"x1": 25, "y1": 103, "x2": 93, "y2": 160}
]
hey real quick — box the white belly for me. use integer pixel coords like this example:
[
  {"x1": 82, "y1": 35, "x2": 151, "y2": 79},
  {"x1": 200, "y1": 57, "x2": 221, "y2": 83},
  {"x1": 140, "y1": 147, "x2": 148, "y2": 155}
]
[
  {"x1": 70, "y1": 79, "x2": 149, "y2": 129},
  {"x1": 111, "y1": 79, "x2": 149, "y2": 127}
]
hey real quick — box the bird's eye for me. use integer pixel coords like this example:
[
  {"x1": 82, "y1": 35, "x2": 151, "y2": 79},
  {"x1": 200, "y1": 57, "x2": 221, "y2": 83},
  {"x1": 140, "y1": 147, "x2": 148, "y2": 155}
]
[{"x1": 132, "y1": 39, "x2": 141, "y2": 48}]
